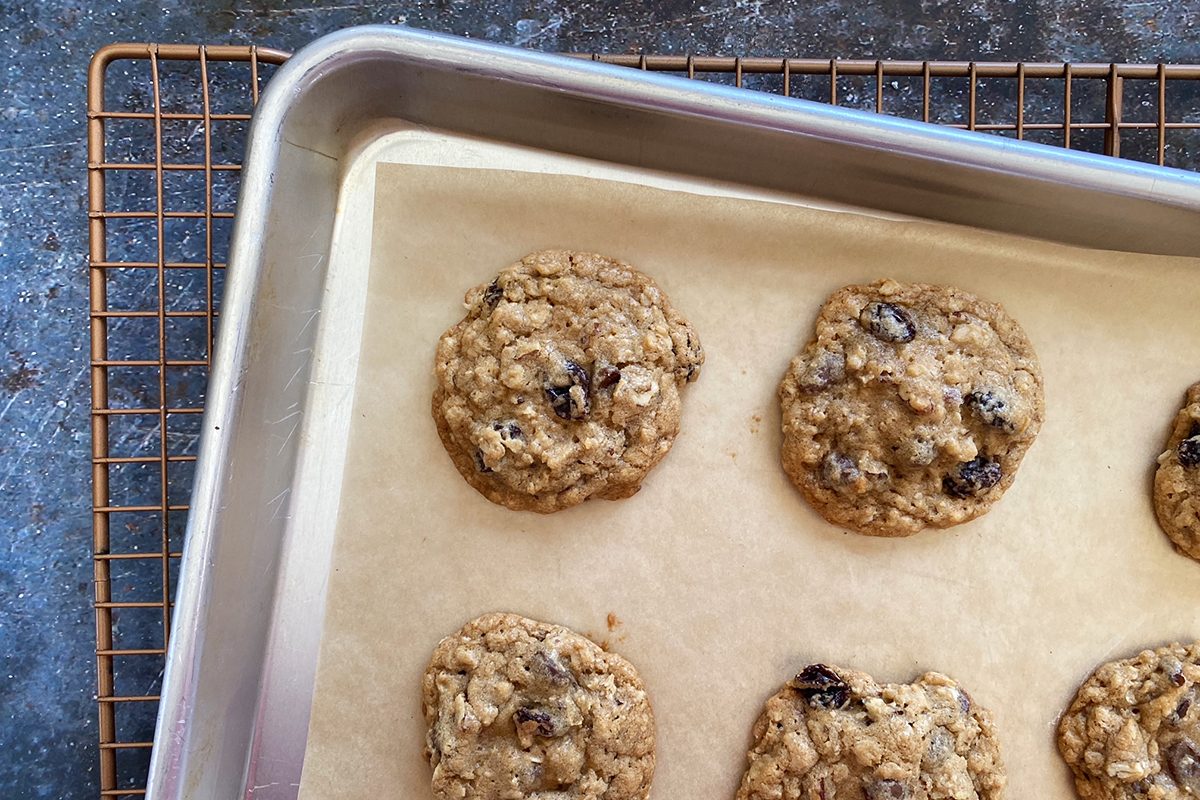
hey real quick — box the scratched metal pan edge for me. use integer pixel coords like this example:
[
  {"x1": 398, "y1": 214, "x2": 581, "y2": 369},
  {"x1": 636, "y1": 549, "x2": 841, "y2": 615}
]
[{"x1": 147, "y1": 24, "x2": 1200, "y2": 800}]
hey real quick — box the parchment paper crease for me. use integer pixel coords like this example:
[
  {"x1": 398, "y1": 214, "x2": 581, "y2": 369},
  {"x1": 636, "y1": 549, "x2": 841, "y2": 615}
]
[{"x1": 297, "y1": 164, "x2": 1200, "y2": 799}]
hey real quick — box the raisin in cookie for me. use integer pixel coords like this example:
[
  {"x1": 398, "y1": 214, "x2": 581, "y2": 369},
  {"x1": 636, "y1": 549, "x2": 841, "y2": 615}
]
[
  {"x1": 1057, "y1": 642, "x2": 1200, "y2": 799},
  {"x1": 433, "y1": 250, "x2": 703, "y2": 513},
  {"x1": 421, "y1": 612, "x2": 655, "y2": 800},
  {"x1": 778, "y1": 279, "x2": 1044, "y2": 537},
  {"x1": 1154, "y1": 383, "x2": 1200, "y2": 563},
  {"x1": 737, "y1": 663, "x2": 1007, "y2": 799}
]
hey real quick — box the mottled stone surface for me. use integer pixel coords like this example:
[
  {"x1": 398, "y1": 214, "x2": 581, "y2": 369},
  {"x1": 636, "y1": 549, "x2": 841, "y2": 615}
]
[{"x1": 1, "y1": 1, "x2": 1198, "y2": 797}]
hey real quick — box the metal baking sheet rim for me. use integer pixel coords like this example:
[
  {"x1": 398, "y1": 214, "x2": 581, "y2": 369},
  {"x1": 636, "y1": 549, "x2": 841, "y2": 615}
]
[{"x1": 146, "y1": 25, "x2": 1200, "y2": 800}]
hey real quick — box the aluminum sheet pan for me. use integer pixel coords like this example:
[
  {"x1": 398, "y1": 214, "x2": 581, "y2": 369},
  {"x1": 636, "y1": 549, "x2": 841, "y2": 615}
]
[{"x1": 147, "y1": 25, "x2": 1200, "y2": 800}]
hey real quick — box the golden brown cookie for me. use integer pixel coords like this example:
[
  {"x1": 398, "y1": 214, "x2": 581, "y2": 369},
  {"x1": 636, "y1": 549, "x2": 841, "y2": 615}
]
[
  {"x1": 421, "y1": 612, "x2": 655, "y2": 800},
  {"x1": 737, "y1": 663, "x2": 1007, "y2": 799},
  {"x1": 433, "y1": 250, "x2": 703, "y2": 513},
  {"x1": 1154, "y1": 383, "x2": 1200, "y2": 563},
  {"x1": 778, "y1": 279, "x2": 1044, "y2": 537},
  {"x1": 1058, "y1": 642, "x2": 1200, "y2": 799}
]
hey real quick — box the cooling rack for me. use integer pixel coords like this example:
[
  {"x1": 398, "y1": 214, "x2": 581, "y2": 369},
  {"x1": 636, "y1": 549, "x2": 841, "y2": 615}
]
[{"x1": 87, "y1": 43, "x2": 1200, "y2": 797}]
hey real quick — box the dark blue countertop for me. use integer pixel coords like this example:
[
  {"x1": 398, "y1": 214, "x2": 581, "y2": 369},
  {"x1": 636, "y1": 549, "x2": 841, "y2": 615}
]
[{"x1": 1, "y1": 1, "x2": 1196, "y2": 797}]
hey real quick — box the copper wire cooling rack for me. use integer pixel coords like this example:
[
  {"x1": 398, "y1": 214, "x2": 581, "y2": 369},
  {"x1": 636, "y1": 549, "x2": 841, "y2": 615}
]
[
  {"x1": 87, "y1": 44, "x2": 1200, "y2": 797},
  {"x1": 87, "y1": 44, "x2": 288, "y2": 797}
]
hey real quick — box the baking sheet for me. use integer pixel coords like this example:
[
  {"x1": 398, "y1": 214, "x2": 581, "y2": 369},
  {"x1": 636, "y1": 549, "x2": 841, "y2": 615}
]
[{"x1": 297, "y1": 163, "x2": 1200, "y2": 798}]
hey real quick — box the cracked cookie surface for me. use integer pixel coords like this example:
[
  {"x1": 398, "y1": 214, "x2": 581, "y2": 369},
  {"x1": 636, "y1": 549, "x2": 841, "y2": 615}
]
[
  {"x1": 778, "y1": 279, "x2": 1044, "y2": 537},
  {"x1": 1154, "y1": 383, "x2": 1200, "y2": 563},
  {"x1": 736, "y1": 664, "x2": 1006, "y2": 799},
  {"x1": 421, "y1": 612, "x2": 655, "y2": 800},
  {"x1": 433, "y1": 250, "x2": 703, "y2": 513},
  {"x1": 1058, "y1": 642, "x2": 1200, "y2": 800}
]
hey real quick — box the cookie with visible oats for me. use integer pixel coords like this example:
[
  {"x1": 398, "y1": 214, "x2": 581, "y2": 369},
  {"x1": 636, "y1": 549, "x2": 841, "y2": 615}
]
[
  {"x1": 1057, "y1": 641, "x2": 1200, "y2": 799},
  {"x1": 1154, "y1": 382, "x2": 1200, "y2": 563},
  {"x1": 433, "y1": 250, "x2": 703, "y2": 513},
  {"x1": 778, "y1": 279, "x2": 1044, "y2": 537},
  {"x1": 737, "y1": 663, "x2": 1007, "y2": 799},
  {"x1": 421, "y1": 612, "x2": 655, "y2": 800}
]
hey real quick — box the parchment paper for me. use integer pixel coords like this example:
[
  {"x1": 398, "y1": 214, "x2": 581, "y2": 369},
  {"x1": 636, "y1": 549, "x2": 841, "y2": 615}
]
[{"x1": 298, "y1": 163, "x2": 1200, "y2": 799}]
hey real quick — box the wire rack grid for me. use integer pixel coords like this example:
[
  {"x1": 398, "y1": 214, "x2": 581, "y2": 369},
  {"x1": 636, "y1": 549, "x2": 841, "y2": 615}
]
[
  {"x1": 87, "y1": 44, "x2": 1200, "y2": 797},
  {"x1": 87, "y1": 43, "x2": 287, "y2": 797}
]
